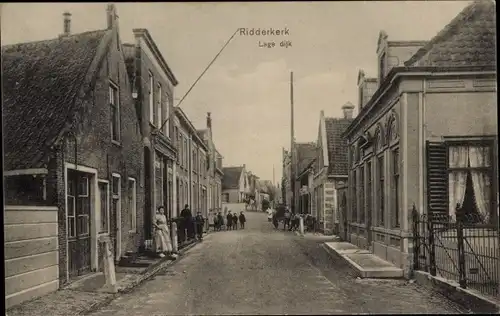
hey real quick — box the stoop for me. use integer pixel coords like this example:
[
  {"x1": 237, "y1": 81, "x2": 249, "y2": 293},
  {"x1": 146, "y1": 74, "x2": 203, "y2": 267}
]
[{"x1": 323, "y1": 242, "x2": 404, "y2": 279}]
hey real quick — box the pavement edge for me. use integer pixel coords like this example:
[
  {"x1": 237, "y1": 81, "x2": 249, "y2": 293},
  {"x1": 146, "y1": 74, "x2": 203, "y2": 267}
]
[
  {"x1": 413, "y1": 270, "x2": 500, "y2": 314},
  {"x1": 78, "y1": 236, "x2": 209, "y2": 315}
]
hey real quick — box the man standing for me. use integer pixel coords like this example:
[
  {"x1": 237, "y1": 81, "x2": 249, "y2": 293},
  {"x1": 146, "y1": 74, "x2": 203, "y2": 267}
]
[
  {"x1": 226, "y1": 211, "x2": 233, "y2": 230},
  {"x1": 180, "y1": 204, "x2": 193, "y2": 239},
  {"x1": 217, "y1": 211, "x2": 224, "y2": 231},
  {"x1": 195, "y1": 211, "x2": 205, "y2": 240},
  {"x1": 283, "y1": 208, "x2": 291, "y2": 231},
  {"x1": 239, "y1": 211, "x2": 246, "y2": 229}
]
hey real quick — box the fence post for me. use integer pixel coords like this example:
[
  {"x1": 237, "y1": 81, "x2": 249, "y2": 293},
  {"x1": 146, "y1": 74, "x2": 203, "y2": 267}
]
[
  {"x1": 412, "y1": 205, "x2": 420, "y2": 271},
  {"x1": 428, "y1": 214, "x2": 437, "y2": 276},
  {"x1": 456, "y1": 205, "x2": 467, "y2": 289}
]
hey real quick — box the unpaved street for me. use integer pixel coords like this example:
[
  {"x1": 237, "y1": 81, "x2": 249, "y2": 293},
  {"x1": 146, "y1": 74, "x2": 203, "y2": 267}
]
[{"x1": 88, "y1": 212, "x2": 467, "y2": 315}]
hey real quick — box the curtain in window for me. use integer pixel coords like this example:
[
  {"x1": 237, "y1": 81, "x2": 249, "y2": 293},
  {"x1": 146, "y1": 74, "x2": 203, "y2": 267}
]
[
  {"x1": 469, "y1": 146, "x2": 492, "y2": 223},
  {"x1": 448, "y1": 146, "x2": 468, "y2": 221}
]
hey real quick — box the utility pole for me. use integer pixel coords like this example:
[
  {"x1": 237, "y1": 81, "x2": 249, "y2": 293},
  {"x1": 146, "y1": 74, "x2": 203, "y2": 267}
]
[{"x1": 290, "y1": 71, "x2": 296, "y2": 214}]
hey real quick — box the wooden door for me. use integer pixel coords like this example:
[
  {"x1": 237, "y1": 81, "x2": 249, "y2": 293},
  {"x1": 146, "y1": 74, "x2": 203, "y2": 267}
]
[{"x1": 67, "y1": 170, "x2": 92, "y2": 278}]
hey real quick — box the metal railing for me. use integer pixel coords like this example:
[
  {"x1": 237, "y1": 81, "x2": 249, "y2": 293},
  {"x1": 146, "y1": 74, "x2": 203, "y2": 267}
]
[{"x1": 412, "y1": 205, "x2": 499, "y2": 300}]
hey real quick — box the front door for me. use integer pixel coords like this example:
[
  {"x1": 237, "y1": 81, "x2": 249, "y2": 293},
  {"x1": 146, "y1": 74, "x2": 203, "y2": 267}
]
[{"x1": 67, "y1": 170, "x2": 92, "y2": 279}]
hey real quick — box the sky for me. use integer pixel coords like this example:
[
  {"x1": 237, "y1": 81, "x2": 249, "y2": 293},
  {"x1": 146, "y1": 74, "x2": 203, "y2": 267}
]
[{"x1": 1, "y1": 1, "x2": 471, "y2": 184}]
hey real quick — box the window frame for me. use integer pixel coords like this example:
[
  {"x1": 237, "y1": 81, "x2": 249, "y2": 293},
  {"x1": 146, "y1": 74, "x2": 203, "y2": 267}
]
[
  {"x1": 391, "y1": 147, "x2": 400, "y2": 228},
  {"x1": 128, "y1": 177, "x2": 137, "y2": 233},
  {"x1": 445, "y1": 139, "x2": 496, "y2": 224},
  {"x1": 149, "y1": 72, "x2": 155, "y2": 126},
  {"x1": 109, "y1": 81, "x2": 121, "y2": 143},
  {"x1": 67, "y1": 179, "x2": 76, "y2": 239},
  {"x1": 78, "y1": 176, "x2": 89, "y2": 197},
  {"x1": 157, "y1": 82, "x2": 162, "y2": 130},
  {"x1": 377, "y1": 154, "x2": 385, "y2": 227},
  {"x1": 98, "y1": 180, "x2": 110, "y2": 234}
]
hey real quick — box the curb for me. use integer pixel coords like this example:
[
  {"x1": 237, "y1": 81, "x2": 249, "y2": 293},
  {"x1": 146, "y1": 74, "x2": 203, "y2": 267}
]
[
  {"x1": 321, "y1": 243, "x2": 361, "y2": 277},
  {"x1": 79, "y1": 238, "x2": 205, "y2": 315},
  {"x1": 413, "y1": 270, "x2": 500, "y2": 314}
]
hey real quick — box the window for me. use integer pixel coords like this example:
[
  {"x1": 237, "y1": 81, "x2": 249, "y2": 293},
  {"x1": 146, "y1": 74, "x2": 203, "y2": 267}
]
[
  {"x1": 155, "y1": 155, "x2": 164, "y2": 210},
  {"x1": 184, "y1": 139, "x2": 188, "y2": 167},
  {"x1": 78, "y1": 176, "x2": 89, "y2": 197},
  {"x1": 67, "y1": 179, "x2": 76, "y2": 238},
  {"x1": 110, "y1": 84, "x2": 120, "y2": 142},
  {"x1": 98, "y1": 181, "x2": 109, "y2": 233},
  {"x1": 165, "y1": 95, "x2": 170, "y2": 136},
  {"x1": 392, "y1": 149, "x2": 400, "y2": 227},
  {"x1": 447, "y1": 143, "x2": 494, "y2": 224},
  {"x1": 128, "y1": 178, "x2": 137, "y2": 232},
  {"x1": 379, "y1": 52, "x2": 386, "y2": 83},
  {"x1": 112, "y1": 174, "x2": 121, "y2": 233},
  {"x1": 378, "y1": 155, "x2": 385, "y2": 226},
  {"x1": 352, "y1": 170, "x2": 357, "y2": 222},
  {"x1": 359, "y1": 165, "x2": 365, "y2": 224},
  {"x1": 367, "y1": 161, "x2": 372, "y2": 225},
  {"x1": 149, "y1": 72, "x2": 154, "y2": 125},
  {"x1": 223, "y1": 193, "x2": 229, "y2": 203},
  {"x1": 157, "y1": 83, "x2": 162, "y2": 129}
]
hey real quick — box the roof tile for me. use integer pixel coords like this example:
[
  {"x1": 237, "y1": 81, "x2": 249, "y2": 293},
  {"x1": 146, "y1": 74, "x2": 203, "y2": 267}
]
[
  {"x1": 325, "y1": 117, "x2": 353, "y2": 176},
  {"x1": 222, "y1": 166, "x2": 243, "y2": 190}
]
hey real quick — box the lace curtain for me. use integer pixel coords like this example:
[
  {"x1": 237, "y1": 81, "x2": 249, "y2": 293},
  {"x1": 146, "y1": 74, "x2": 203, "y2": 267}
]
[
  {"x1": 448, "y1": 146, "x2": 469, "y2": 221},
  {"x1": 448, "y1": 145, "x2": 492, "y2": 223}
]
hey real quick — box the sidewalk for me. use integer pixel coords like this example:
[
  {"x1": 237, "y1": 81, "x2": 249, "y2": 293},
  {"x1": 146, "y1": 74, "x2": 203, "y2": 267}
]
[
  {"x1": 322, "y1": 241, "x2": 404, "y2": 278},
  {"x1": 6, "y1": 235, "x2": 210, "y2": 316}
]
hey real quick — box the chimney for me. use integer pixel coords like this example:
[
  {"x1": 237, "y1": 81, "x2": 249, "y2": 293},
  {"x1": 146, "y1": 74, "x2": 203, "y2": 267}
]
[
  {"x1": 341, "y1": 102, "x2": 355, "y2": 119},
  {"x1": 206, "y1": 112, "x2": 212, "y2": 129},
  {"x1": 106, "y1": 4, "x2": 116, "y2": 30},
  {"x1": 62, "y1": 12, "x2": 71, "y2": 37},
  {"x1": 320, "y1": 110, "x2": 324, "y2": 118}
]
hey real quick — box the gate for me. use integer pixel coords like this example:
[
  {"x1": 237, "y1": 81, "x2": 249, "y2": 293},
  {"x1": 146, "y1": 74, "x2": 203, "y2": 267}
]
[
  {"x1": 67, "y1": 170, "x2": 92, "y2": 278},
  {"x1": 412, "y1": 204, "x2": 499, "y2": 300}
]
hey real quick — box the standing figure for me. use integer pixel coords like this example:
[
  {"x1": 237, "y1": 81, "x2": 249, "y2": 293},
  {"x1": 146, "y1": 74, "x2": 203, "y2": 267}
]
[
  {"x1": 195, "y1": 211, "x2": 205, "y2": 240},
  {"x1": 226, "y1": 211, "x2": 233, "y2": 230},
  {"x1": 154, "y1": 206, "x2": 173, "y2": 258},
  {"x1": 232, "y1": 212, "x2": 239, "y2": 229},
  {"x1": 283, "y1": 208, "x2": 291, "y2": 231},
  {"x1": 217, "y1": 212, "x2": 224, "y2": 231},
  {"x1": 213, "y1": 212, "x2": 219, "y2": 231},
  {"x1": 181, "y1": 204, "x2": 194, "y2": 239},
  {"x1": 239, "y1": 211, "x2": 246, "y2": 229}
]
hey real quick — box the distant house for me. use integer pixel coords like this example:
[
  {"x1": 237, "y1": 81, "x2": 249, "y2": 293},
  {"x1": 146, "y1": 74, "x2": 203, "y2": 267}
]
[
  {"x1": 3, "y1": 4, "x2": 144, "y2": 303},
  {"x1": 222, "y1": 165, "x2": 250, "y2": 203},
  {"x1": 312, "y1": 104, "x2": 354, "y2": 235},
  {"x1": 343, "y1": 1, "x2": 497, "y2": 277},
  {"x1": 294, "y1": 143, "x2": 317, "y2": 214}
]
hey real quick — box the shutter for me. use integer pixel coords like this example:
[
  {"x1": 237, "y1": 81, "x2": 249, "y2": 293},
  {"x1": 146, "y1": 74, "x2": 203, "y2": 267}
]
[{"x1": 426, "y1": 141, "x2": 448, "y2": 220}]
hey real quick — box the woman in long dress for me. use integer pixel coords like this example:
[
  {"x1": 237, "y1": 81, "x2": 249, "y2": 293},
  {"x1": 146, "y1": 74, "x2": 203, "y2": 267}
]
[{"x1": 154, "y1": 206, "x2": 173, "y2": 258}]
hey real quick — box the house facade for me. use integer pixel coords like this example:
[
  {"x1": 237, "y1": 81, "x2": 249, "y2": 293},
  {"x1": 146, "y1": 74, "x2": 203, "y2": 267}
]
[
  {"x1": 294, "y1": 143, "x2": 316, "y2": 215},
  {"x1": 343, "y1": 1, "x2": 497, "y2": 277},
  {"x1": 247, "y1": 171, "x2": 261, "y2": 210},
  {"x1": 4, "y1": 5, "x2": 144, "y2": 288},
  {"x1": 312, "y1": 105, "x2": 354, "y2": 234},
  {"x1": 222, "y1": 165, "x2": 250, "y2": 203},
  {"x1": 123, "y1": 27, "x2": 178, "y2": 243},
  {"x1": 197, "y1": 113, "x2": 224, "y2": 218},
  {"x1": 173, "y1": 107, "x2": 209, "y2": 217}
]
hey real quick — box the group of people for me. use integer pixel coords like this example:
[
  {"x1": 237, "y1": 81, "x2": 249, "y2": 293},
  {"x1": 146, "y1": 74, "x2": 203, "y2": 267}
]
[
  {"x1": 154, "y1": 204, "x2": 206, "y2": 258},
  {"x1": 213, "y1": 210, "x2": 246, "y2": 231},
  {"x1": 271, "y1": 208, "x2": 316, "y2": 232}
]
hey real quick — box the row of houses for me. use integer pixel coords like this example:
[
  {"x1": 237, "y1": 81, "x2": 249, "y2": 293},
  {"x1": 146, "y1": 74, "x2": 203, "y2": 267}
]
[
  {"x1": 283, "y1": 0, "x2": 497, "y2": 278},
  {"x1": 3, "y1": 5, "x2": 224, "y2": 307},
  {"x1": 221, "y1": 164, "x2": 278, "y2": 212}
]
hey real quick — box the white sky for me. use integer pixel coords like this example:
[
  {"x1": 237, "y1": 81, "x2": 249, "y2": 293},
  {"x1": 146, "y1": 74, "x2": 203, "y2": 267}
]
[{"x1": 1, "y1": 1, "x2": 471, "y2": 184}]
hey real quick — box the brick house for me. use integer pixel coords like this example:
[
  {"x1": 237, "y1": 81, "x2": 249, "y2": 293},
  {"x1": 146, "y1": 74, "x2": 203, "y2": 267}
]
[
  {"x1": 3, "y1": 5, "x2": 144, "y2": 285},
  {"x1": 294, "y1": 143, "x2": 316, "y2": 215},
  {"x1": 342, "y1": 0, "x2": 497, "y2": 277},
  {"x1": 197, "y1": 113, "x2": 224, "y2": 217},
  {"x1": 123, "y1": 28, "x2": 178, "y2": 244},
  {"x1": 311, "y1": 104, "x2": 354, "y2": 235},
  {"x1": 173, "y1": 107, "x2": 209, "y2": 217}
]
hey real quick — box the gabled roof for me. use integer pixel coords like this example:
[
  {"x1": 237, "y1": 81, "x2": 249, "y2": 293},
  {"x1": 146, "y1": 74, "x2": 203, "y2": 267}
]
[
  {"x1": 296, "y1": 143, "x2": 316, "y2": 175},
  {"x1": 405, "y1": 0, "x2": 496, "y2": 67},
  {"x1": 222, "y1": 166, "x2": 244, "y2": 190},
  {"x1": 325, "y1": 117, "x2": 353, "y2": 176},
  {"x1": 2, "y1": 29, "x2": 109, "y2": 170}
]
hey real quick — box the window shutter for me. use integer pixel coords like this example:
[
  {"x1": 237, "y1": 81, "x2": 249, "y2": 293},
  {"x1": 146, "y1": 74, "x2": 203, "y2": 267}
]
[{"x1": 426, "y1": 141, "x2": 448, "y2": 219}]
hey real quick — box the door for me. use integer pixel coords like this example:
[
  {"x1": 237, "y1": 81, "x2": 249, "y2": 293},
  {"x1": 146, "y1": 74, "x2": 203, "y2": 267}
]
[
  {"x1": 67, "y1": 170, "x2": 92, "y2": 279},
  {"x1": 341, "y1": 192, "x2": 348, "y2": 241}
]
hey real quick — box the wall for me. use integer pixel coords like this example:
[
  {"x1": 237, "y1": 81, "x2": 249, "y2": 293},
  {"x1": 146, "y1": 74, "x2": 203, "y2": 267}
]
[
  {"x1": 222, "y1": 189, "x2": 240, "y2": 203},
  {"x1": 425, "y1": 90, "x2": 497, "y2": 138},
  {"x1": 221, "y1": 202, "x2": 246, "y2": 215},
  {"x1": 58, "y1": 28, "x2": 144, "y2": 284},
  {"x1": 5, "y1": 205, "x2": 59, "y2": 309}
]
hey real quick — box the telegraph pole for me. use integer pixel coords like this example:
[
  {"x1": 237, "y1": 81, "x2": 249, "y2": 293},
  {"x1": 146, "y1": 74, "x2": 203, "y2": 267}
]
[{"x1": 290, "y1": 71, "x2": 296, "y2": 214}]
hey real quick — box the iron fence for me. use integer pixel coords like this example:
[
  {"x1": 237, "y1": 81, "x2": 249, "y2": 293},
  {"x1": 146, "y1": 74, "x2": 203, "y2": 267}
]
[{"x1": 412, "y1": 205, "x2": 499, "y2": 300}]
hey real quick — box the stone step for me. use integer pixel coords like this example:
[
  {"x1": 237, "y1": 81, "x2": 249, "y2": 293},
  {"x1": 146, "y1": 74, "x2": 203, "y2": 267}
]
[{"x1": 323, "y1": 242, "x2": 404, "y2": 279}]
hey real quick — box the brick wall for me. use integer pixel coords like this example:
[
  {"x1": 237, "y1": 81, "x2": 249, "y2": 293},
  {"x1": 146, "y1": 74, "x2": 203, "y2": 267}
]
[{"x1": 57, "y1": 32, "x2": 144, "y2": 284}]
